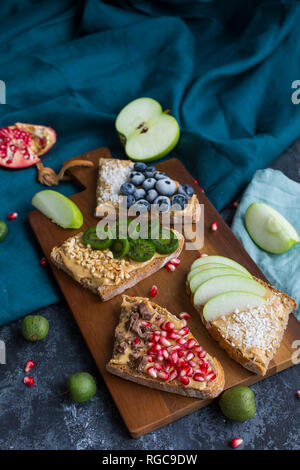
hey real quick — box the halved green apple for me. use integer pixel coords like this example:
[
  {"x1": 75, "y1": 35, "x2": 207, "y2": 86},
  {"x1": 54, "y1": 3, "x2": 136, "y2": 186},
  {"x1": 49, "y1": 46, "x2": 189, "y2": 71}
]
[
  {"x1": 245, "y1": 202, "x2": 299, "y2": 254},
  {"x1": 190, "y1": 256, "x2": 251, "y2": 276},
  {"x1": 187, "y1": 263, "x2": 236, "y2": 282},
  {"x1": 32, "y1": 190, "x2": 83, "y2": 229},
  {"x1": 203, "y1": 291, "x2": 267, "y2": 322},
  {"x1": 189, "y1": 267, "x2": 251, "y2": 294},
  {"x1": 115, "y1": 97, "x2": 180, "y2": 162},
  {"x1": 193, "y1": 274, "x2": 266, "y2": 306}
]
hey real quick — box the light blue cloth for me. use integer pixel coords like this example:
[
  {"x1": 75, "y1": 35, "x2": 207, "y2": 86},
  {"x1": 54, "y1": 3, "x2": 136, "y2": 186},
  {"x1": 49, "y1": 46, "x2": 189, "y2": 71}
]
[{"x1": 232, "y1": 169, "x2": 300, "y2": 320}]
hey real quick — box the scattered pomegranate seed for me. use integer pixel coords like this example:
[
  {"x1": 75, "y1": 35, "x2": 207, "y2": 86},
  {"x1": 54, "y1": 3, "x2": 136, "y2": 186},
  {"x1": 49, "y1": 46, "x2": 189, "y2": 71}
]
[
  {"x1": 162, "y1": 349, "x2": 169, "y2": 360},
  {"x1": 198, "y1": 253, "x2": 208, "y2": 258},
  {"x1": 297, "y1": 390, "x2": 300, "y2": 398},
  {"x1": 206, "y1": 371, "x2": 216, "y2": 381},
  {"x1": 23, "y1": 376, "x2": 35, "y2": 387},
  {"x1": 186, "y1": 339, "x2": 197, "y2": 349},
  {"x1": 231, "y1": 438, "x2": 243, "y2": 449},
  {"x1": 7, "y1": 212, "x2": 18, "y2": 220},
  {"x1": 186, "y1": 352, "x2": 195, "y2": 362},
  {"x1": 149, "y1": 285, "x2": 158, "y2": 297},
  {"x1": 170, "y1": 351, "x2": 178, "y2": 365},
  {"x1": 24, "y1": 360, "x2": 35, "y2": 373},
  {"x1": 169, "y1": 257, "x2": 181, "y2": 266},
  {"x1": 232, "y1": 201, "x2": 239, "y2": 208},
  {"x1": 141, "y1": 321, "x2": 151, "y2": 327},
  {"x1": 179, "y1": 312, "x2": 190, "y2": 320},
  {"x1": 160, "y1": 337, "x2": 171, "y2": 347},
  {"x1": 199, "y1": 187, "x2": 205, "y2": 193},
  {"x1": 158, "y1": 371, "x2": 169, "y2": 381},
  {"x1": 133, "y1": 338, "x2": 140, "y2": 344},
  {"x1": 168, "y1": 331, "x2": 180, "y2": 340},
  {"x1": 165, "y1": 262, "x2": 176, "y2": 272},
  {"x1": 178, "y1": 327, "x2": 189, "y2": 336},
  {"x1": 147, "y1": 367, "x2": 157, "y2": 379},
  {"x1": 179, "y1": 376, "x2": 190, "y2": 385},
  {"x1": 154, "y1": 362, "x2": 163, "y2": 371},
  {"x1": 193, "y1": 178, "x2": 199, "y2": 184},
  {"x1": 169, "y1": 370, "x2": 178, "y2": 381},
  {"x1": 40, "y1": 257, "x2": 47, "y2": 267},
  {"x1": 193, "y1": 373, "x2": 205, "y2": 382},
  {"x1": 162, "y1": 321, "x2": 174, "y2": 331},
  {"x1": 147, "y1": 356, "x2": 154, "y2": 363},
  {"x1": 211, "y1": 221, "x2": 218, "y2": 232}
]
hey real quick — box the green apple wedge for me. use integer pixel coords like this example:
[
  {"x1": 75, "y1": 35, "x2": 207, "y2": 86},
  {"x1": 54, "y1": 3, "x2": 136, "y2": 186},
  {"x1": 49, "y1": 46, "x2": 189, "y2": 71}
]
[
  {"x1": 32, "y1": 190, "x2": 83, "y2": 229},
  {"x1": 193, "y1": 274, "x2": 266, "y2": 306},
  {"x1": 190, "y1": 256, "x2": 251, "y2": 276},
  {"x1": 115, "y1": 97, "x2": 180, "y2": 162},
  {"x1": 189, "y1": 267, "x2": 251, "y2": 294},
  {"x1": 187, "y1": 263, "x2": 237, "y2": 282},
  {"x1": 203, "y1": 291, "x2": 267, "y2": 322},
  {"x1": 245, "y1": 202, "x2": 299, "y2": 254}
]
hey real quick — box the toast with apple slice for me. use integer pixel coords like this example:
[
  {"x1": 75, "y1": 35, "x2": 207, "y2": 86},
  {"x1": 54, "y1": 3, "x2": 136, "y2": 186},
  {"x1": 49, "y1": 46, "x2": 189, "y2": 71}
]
[
  {"x1": 106, "y1": 295, "x2": 225, "y2": 399},
  {"x1": 50, "y1": 229, "x2": 184, "y2": 302},
  {"x1": 188, "y1": 273, "x2": 296, "y2": 376},
  {"x1": 95, "y1": 158, "x2": 200, "y2": 223}
]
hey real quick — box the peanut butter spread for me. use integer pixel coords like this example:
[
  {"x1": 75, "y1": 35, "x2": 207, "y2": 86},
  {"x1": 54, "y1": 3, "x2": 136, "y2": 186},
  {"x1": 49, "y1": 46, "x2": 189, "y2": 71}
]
[{"x1": 109, "y1": 296, "x2": 217, "y2": 391}]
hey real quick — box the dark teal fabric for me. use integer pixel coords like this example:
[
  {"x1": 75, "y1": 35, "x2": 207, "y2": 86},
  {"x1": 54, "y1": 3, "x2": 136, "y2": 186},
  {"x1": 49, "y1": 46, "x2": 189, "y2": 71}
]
[{"x1": 1, "y1": 0, "x2": 300, "y2": 325}]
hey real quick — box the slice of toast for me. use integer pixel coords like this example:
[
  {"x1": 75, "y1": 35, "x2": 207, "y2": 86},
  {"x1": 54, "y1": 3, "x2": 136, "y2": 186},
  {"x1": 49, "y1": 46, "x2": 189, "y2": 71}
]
[
  {"x1": 106, "y1": 295, "x2": 225, "y2": 399},
  {"x1": 50, "y1": 230, "x2": 184, "y2": 302},
  {"x1": 95, "y1": 158, "x2": 201, "y2": 223},
  {"x1": 188, "y1": 278, "x2": 297, "y2": 375}
]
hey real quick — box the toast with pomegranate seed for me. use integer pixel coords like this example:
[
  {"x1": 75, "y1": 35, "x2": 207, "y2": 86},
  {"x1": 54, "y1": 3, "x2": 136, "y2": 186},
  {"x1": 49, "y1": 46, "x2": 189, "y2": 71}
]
[
  {"x1": 188, "y1": 278, "x2": 296, "y2": 376},
  {"x1": 95, "y1": 158, "x2": 201, "y2": 223},
  {"x1": 106, "y1": 295, "x2": 225, "y2": 399},
  {"x1": 50, "y1": 230, "x2": 184, "y2": 302}
]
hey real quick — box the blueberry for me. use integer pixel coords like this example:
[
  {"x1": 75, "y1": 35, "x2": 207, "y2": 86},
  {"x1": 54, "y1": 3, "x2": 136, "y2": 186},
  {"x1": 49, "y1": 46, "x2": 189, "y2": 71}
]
[
  {"x1": 129, "y1": 171, "x2": 145, "y2": 186},
  {"x1": 134, "y1": 162, "x2": 147, "y2": 172},
  {"x1": 177, "y1": 184, "x2": 194, "y2": 199},
  {"x1": 131, "y1": 199, "x2": 150, "y2": 214},
  {"x1": 120, "y1": 182, "x2": 135, "y2": 196},
  {"x1": 146, "y1": 189, "x2": 158, "y2": 203},
  {"x1": 143, "y1": 166, "x2": 156, "y2": 178},
  {"x1": 134, "y1": 188, "x2": 146, "y2": 200},
  {"x1": 142, "y1": 177, "x2": 156, "y2": 191},
  {"x1": 125, "y1": 194, "x2": 136, "y2": 208},
  {"x1": 155, "y1": 178, "x2": 177, "y2": 197},
  {"x1": 153, "y1": 196, "x2": 171, "y2": 213},
  {"x1": 171, "y1": 194, "x2": 188, "y2": 210},
  {"x1": 154, "y1": 171, "x2": 169, "y2": 180}
]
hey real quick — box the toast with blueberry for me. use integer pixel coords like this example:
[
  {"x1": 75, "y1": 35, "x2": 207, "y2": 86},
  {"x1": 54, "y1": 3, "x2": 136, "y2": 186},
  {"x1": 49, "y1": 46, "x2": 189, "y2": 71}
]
[
  {"x1": 106, "y1": 295, "x2": 225, "y2": 399},
  {"x1": 95, "y1": 158, "x2": 200, "y2": 222}
]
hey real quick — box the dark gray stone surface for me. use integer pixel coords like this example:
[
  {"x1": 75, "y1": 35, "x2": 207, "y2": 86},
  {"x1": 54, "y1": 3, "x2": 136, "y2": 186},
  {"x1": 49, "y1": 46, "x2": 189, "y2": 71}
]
[{"x1": 0, "y1": 142, "x2": 299, "y2": 450}]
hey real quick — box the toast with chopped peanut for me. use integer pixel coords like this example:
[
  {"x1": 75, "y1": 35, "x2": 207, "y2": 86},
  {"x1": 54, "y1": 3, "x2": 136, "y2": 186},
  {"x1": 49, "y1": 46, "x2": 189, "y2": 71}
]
[{"x1": 106, "y1": 295, "x2": 225, "y2": 399}]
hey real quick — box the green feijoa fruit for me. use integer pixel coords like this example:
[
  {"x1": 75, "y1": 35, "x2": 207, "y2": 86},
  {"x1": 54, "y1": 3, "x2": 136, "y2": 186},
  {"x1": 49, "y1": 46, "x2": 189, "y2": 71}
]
[
  {"x1": 112, "y1": 238, "x2": 130, "y2": 258},
  {"x1": 82, "y1": 226, "x2": 112, "y2": 250},
  {"x1": 67, "y1": 372, "x2": 97, "y2": 403},
  {"x1": 219, "y1": 386, "x2": 256, "y2": 421},
  {"x1": 128, "y1": 239, "x2": 156, "y2": 262},
  {"x1": 152, "y1": 228, "x2": 178, "y2": 254},
  {"x1": 22, "y1": 315, "x2": 49, "y2": 342},
  {"x1": 0, "y1": 221, "x2": 8, "y2": 242}
]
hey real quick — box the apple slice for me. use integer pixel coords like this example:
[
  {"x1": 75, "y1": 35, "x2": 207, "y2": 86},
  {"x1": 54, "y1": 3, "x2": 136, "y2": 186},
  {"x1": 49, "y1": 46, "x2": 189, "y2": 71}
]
[
  {"x1": 193, "y1": 274, "x2": 266, "y2": 306},
  {"x1": 32, "y1": 190, "x2": 83, "y2": 229},
  {"x1": 191, "y1": 256, "x2": 251, "y2": 276},
  {"x1": 187, "y1": 263, "x2": 236, "y2": 282},
  {"x1": 189, "y1": 267, "x2": 251, "y2": 294},
  {"x1": 203, "y1": 291, "x2": 267, "y2": 322},
  {"x1": 115, "y1": 98, "x2": 180, "y2": 162},
  {"x1": 245, "y1": 202, "x2": 299, "y2": 254}
]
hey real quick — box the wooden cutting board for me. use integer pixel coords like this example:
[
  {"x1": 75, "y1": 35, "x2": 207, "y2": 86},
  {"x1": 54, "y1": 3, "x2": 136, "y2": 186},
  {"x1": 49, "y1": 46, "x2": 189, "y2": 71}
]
[{"x1": 28, "y1": 147, "x2": 300, "y2": 438}]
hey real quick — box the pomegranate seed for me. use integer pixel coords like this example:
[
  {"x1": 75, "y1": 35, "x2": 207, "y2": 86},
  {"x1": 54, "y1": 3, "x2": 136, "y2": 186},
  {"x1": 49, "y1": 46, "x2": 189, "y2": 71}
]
[
  {"x1": 198, "y1": 350, "x2": 207, "y2": 359},
  {"x1": 186, "y1": 352, "x2": 195, "y2": 362},
  {"x1": 165, "y1": 262, "x2": 176, "y2": 272},
  {"x1": 178, "y1": 327, "x2": 189, "y2": 336},
  {"x1": 297, "y1": 390, "x2": 300, "y2": 398},
  {"x1": 195, "y1": 366, "x2": 208, "y2": 375},
  {"x1": 193, "y1": 373, "x2": 205, "y2": 382},
  {"x1": 157, "y1": 354, "x2": 163, "y2": 362},
  {"x1": 178, "y1": 359, "x2": 188, "y2": 369},
  {"x1": 152, "y1": 344, "x2": 162, "y2": 352},
  {"x1": 147, "y1": 367, "x2": 157, "y2": 378},
  {"x1": 24, "y1": 360, "x2": 35, "y2": 373},
  {"x1": 168, "y1": 331, "x2": 180, "y2": 340},
  {"x1": 158, "y1": 371, "x2": 169, "y2": 381},
  {"x1": 23, "y1": 376, "x2": 35, "y2": 387},
  {"x1": 142, "y1": 321, "x2": 151, "y2": 327},
  {"x1": 232, "y1": 201, "x2": 239, "y2": 209},
  {"x1": 199, "y1": 187, "x2": 205, "y2": 193},
  {"x1": 186, "y1": 339, "x2": 197, "y2": 350},
  {"x1": 165, "y1": 362, "x2": 171, "y2": 371},
  {"x1": 149, "y1": 285, "x2": 157, "y2": 297},
  {"x1": 152, "y1": 334, "x2": 160, "y2": 343},
  {"x1": 179, "y1": 376, "x2": 190, "y2": 386},
  {"x1": 133, "y1": 338, "x2": 140, "y2": 344},
  {"x1": 179, "y1": 312, "x2": 190, "y2": 320},
  {"x1": 7, "y1": 212, "x2": 18, "y2": 220},
  {"x1": 231, "y1": 438, "x2": 243, "y2": 449},
  {"x1": 160, "y1": 337, "x2": 171, "y2": 347},
  {"x1": 193, "y1": 177, "x2": 199, "y2": 184},
  {"x1": 147, "y1": 348, "x2": 156, "y2": 356},
  {"x1": 171, "y1": 351, "x2": 178, "y2": 365},
  {"x1": 206, "y1": 371, "x2": 216, "y2": 381},
  {"x1": 162, "y1": 349, "x2": 169, "y2": 360},
  {"x1": 161, "y1": 321, "x2": 174, "y2": 332},
  {"x1": 169, "y1": 370, "x2": 178, "y2": 381},
  {"x1": 186, "y1": 367, "x2": 193, "y2": 377},
  {"x1": 178, "y1": 350, "x2": 185, "y2": 358},
  {"x1": 147, "y1": 356, "x2": 154, "y2": 363},
  {"x1": 198, "y1": 253, "x2": 208, "y2": 258},
  {"x1": 177, "y1": 337, "x2": 186, "y2": 345},
  {"x1": 180, "y1": 367, "x2": 189, "y2": 377},
  {"x1": 190, "y1": 361, "x2": 197, "y2": 368},
  {"x1": 211, "y1": 221, "x2": 218, "y2": 232},
  {"x1": 169, "y1": 258, "x2": 180, "y2": 266},
  {"x1": 171, "y1": 345, "x2": 181, "y2": 351},
  {"x1": 40, "y1": 257, "x2": 47, "y2": 267},
  {"x1": 154, "y1": 363, "x2": 163, "y2": 371},
  {"x1": 194, "y1": 345, "x2": 204, "y2": 353}
]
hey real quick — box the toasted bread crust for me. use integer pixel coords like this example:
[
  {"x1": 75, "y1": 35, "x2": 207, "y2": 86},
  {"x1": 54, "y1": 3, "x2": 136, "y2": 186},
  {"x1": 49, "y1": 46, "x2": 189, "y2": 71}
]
[
  {"x1": 106, "y1": 296, "x2": 225, "y2": 399},
  {"x1": 50, "y1": 232, "x2": 184, "y2": 301},
  {"x1": 188, "y1": 277, "x2": 296, "y2": 375}
]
